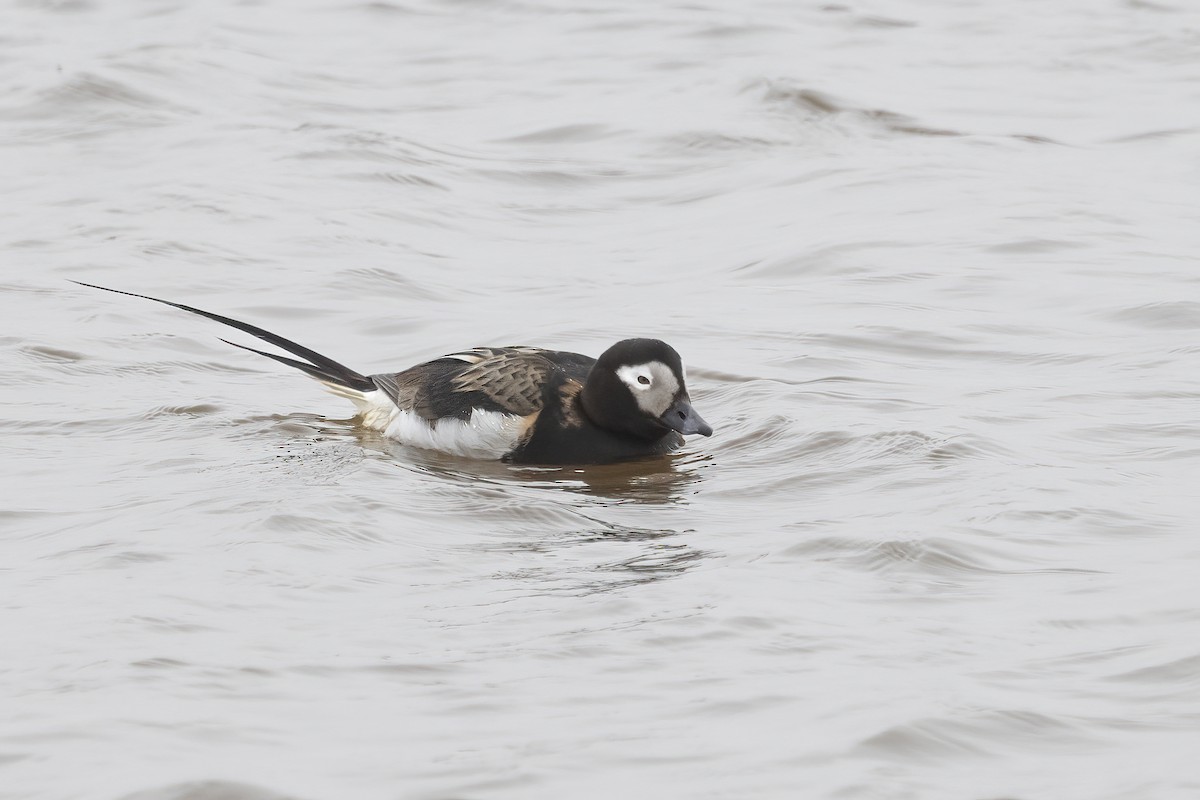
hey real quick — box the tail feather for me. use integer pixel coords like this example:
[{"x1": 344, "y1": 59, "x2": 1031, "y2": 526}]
[{"x1": 74, "y1": 281, "x2": 376, "y2": 393}]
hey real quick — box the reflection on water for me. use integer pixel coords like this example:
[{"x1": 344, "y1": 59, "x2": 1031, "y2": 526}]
[
  {"x1": 353, "y1": 423, "x2": 709, "y2": 505},
  {"x1": 254, "y1": 414, "x2": 714, "y2": 594},
  {"x1": 507, "y1": 455, "x2": 711, "y2": 505},
  {"x1": 361, "y1": 420, "x2": 714, "y2": 593}
]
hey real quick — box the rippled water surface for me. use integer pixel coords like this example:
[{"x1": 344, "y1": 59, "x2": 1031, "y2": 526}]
[{"x1": 4, "y1": 1, "x2": 1200, "y2": 799}]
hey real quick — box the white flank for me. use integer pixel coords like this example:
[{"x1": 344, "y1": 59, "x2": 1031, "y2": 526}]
[{"x1": 324, "y1": 384, "x2": 526, "y2": 460}]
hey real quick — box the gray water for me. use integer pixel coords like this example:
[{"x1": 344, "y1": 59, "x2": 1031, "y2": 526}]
[{"x1": 4, "y1": 1, "x2": 1200, "y2": 799}]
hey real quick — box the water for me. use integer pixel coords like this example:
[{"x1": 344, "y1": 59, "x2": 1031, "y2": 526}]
[{"x1": 3, "y1": 1, "x2": 1200, "y2": 798}]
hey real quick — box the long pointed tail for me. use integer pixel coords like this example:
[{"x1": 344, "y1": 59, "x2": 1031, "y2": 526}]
[{"x1": 74, "y1": 282, "x2": 376, "y2": 393}]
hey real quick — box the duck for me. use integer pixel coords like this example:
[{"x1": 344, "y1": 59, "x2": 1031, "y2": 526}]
[{"x1": 76, "y1": 282, "x2": 713, "y2": 465}]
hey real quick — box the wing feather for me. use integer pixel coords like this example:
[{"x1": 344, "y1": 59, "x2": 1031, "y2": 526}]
[
  {"x1": 370, "y1": 347, "x2": 570, "y2": 422},
  {"x1": 450, "y1": 348, "x2": 555, "y2": 416}
]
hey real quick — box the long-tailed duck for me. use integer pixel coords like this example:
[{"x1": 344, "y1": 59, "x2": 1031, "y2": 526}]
[{"x1": 77, "y1": 283, "x2": 713, "y2": 465}]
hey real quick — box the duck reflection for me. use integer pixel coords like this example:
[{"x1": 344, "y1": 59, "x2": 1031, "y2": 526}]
[
  {"x1": 391, "y1": 448, "x2": 716, "y2": 592},
  {"x1": 270, "y1": 414, "x2": 713, "y2": 593},
  {"x1": 349, "y1": 422, "x2": 709, "y2": 505},
  {"x1": 262, "y1": 412, "x2": 709, "y2": 504},
  {"x1": 505, "y1": 453, "x2": 710, "y2": 505}
]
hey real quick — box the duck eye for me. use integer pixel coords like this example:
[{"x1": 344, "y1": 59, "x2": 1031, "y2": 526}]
[{"x1": 637, "y1": 375, "x2": 651, "y2": 385}]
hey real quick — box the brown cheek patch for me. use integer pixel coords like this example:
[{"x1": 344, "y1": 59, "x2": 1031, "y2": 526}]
[
  {"x1": 516, "y1": 410, "x2": 541, "y2": 445},
  {"x1": 558, "y1": 380, "x2": 585, "y2": 428}
]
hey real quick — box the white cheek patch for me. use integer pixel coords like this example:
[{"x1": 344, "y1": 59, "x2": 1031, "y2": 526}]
[
  {"x1": 617, "y1": 364, "x2": 653, "y2": 391},
  {"x1": 616, "y1": 361, "x2": 680, "y2": 417}
]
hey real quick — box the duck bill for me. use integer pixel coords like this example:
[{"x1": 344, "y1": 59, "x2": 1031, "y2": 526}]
[{"x1": 662, "y1": 395, "x2": 713, "y2": 437}]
